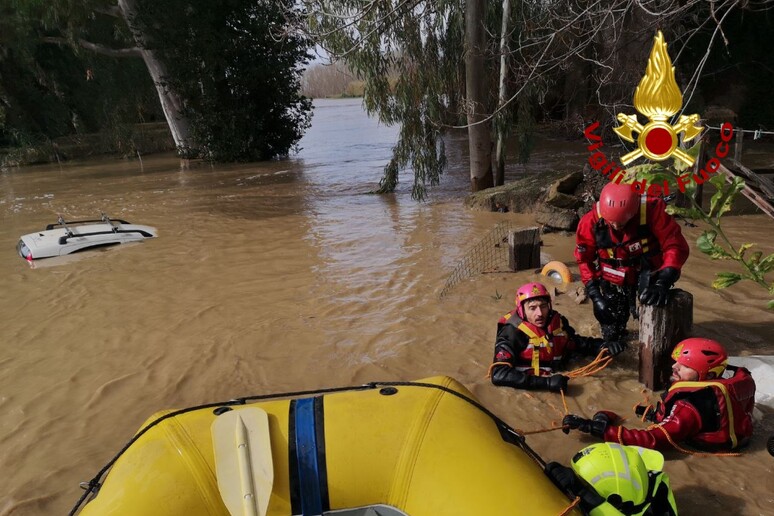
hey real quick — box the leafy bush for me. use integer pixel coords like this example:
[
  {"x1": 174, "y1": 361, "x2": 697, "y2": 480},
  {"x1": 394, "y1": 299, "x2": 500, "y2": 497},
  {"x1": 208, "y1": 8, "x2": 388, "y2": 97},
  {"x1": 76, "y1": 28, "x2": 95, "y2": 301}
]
[
  {"x1": 631, "y1": 144, "x2": 774, "y2": 309},
  {"x1": 135, "y1": 0, "x2": 313, "y2": 161}
]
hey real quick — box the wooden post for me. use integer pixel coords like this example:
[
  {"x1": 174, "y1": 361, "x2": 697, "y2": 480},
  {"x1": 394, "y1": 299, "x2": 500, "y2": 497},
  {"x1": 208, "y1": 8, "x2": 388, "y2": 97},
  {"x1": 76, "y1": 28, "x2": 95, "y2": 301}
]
[
  {"x1": 508, "y1": 227, "x2": 540, "y2": 271},
  {"x1": 638, "y1": 289, "x2": 693, "y2": 391},
  {"x1": 734, "y1": 128, "x2": 744, "y2": 162}
]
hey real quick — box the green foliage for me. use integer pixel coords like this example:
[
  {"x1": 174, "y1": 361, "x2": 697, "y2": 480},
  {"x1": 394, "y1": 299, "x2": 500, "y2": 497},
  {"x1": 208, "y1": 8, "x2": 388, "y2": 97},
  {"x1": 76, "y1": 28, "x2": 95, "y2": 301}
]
[
  {"x1": 712, "y1": 272, "x2": 742, "y2": 289},
  {"x1": 708, "y1": 175, "x2": 744, "y2": 220},
  {"x1": 1, "y1": 0, "x2": 311, "y2": 162},
  {"x1": 630, "y1": 147, "x2": 774, "y2": 308},
  {"x1": 696, "y1": 230, "x2": 731, "y2": 260},
  {"x1": 302, "y1": 0, "x2": 470, "y2": 200},
  {"x1": 134, "y1": 0, "x2": 312, "y2": 161},
  {"x1": 0, "y1": 0, "x2": 163, "y2": 150}
]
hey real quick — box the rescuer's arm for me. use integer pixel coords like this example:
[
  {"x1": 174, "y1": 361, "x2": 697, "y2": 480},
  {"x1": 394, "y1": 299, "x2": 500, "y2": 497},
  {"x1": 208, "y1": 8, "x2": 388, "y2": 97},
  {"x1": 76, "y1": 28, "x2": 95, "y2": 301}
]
[
  {"x1": 562, "y1": 316, "x2": 625, "y2": 357},
  {"x1": 649, "y1": 199, "x2": 690, "y2": 271},
  {"x1": 575, "y1": 212, "x2": 600, "y2": 285}
]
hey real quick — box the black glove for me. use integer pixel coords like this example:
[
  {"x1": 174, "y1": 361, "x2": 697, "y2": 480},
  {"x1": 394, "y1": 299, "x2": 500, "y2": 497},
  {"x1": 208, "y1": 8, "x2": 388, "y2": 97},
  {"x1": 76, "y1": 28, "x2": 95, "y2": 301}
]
[
  {"x1": 602, "y1": 340, "x2": 626, "y2": 356},
  {"x1": 547, "y1": 374, "x2": 569, "y2": 393},
  {"x1": 528, "y1": 374, "x2": 569, "y2": 393},
  {"x1": 585, "y1": 280, "x2": 616, "y2": 325},
  {"x1": 545, "y1": 462, "x2": 605, "y2": 510},
  {"x1": 562, "y1": 413, "x2": 608, "y2": 437},
  {"x1": 639, "y1": 267, "x2": 680, "y2": 306},
  {"x1": 634, "y1": 403, "x2": 658, "y2": 422},
  {"x1": 544, "y1": 462, "x2": 578, "y2": 492}
]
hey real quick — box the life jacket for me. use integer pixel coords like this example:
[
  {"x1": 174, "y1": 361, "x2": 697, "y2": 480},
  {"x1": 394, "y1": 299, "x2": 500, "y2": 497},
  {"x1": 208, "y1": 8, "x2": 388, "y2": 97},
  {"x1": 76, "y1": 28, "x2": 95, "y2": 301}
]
[
  {"x1": 497, "y1": 310, "x2": 570, "y2": 376},
  {"x1": 657, "y1": 365, "x2": 755, "y2": 450},
  {"x1": 593, "y1": 196, "x2": 659, "y2": 286}
]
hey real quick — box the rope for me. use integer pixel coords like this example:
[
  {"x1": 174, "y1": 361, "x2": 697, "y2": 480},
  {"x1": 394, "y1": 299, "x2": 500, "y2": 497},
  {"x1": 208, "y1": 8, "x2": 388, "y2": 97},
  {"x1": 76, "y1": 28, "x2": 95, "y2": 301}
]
[
  {"x1": 513, "y1": 388, "x2": 570, "y2": 436},
  {"x1": 558, "y1": 496, "x2": 582, "y2": 516},
  {"x1": 488, "y1": 350, "x2": 613, "y2": 437},
  {"x1": 566, "y1": 349, "x2": 612, "y2": 378},
  {"x1": 649, "y1": 424, "x2": 741, "y2": 457},
  {"x1": 486, "y1": 361, "x2": 513, "y2": 378},
  {"x1": 560, "y1": 388, "x2": 569, "y2": 415},
  {"x1": 518, "y1": 425, "x2": 568, "y2": 436},
  {"x1": 634, "y1": 403, "x2": 655, "y2": 422},
  {"x1": 626, "y1": 391, "x2": 741, "y2": 456},
  {"x1": 488, "y1": 349, "x2": 612, "y2": 381},
  {"x1": 703, "y1": 125, "x2": 774, "y2": 139}
]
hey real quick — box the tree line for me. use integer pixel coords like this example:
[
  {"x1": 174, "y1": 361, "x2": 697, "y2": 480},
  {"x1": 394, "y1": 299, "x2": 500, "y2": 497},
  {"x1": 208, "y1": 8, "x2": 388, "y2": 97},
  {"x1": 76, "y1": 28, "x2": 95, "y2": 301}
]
[
  {"x1": 295, "y1": 0, "x2": 774, "y2": 198},
  {"x1": 2, "y1": 0, "x2": 773, "y2": 200},
  {"x1": 301, "y1": 61, "x2": 365, "y2": 99},
  {"x1": 1, "y1": 0, "x2": 311, "y2": 162}
]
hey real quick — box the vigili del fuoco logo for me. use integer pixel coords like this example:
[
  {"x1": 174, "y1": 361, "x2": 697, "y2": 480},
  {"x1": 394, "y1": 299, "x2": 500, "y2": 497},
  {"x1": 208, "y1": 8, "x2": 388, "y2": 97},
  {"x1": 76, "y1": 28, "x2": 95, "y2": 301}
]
[{"x1": 584, "y1": 31, "x2": 734, "y2": 196}]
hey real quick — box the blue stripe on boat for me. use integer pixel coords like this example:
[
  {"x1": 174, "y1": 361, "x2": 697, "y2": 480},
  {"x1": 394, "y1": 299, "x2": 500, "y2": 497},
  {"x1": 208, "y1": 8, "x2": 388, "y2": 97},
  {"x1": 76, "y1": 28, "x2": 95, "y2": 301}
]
[{"x1": 294, "y1": 397, "x2": 323, "y2": 515}]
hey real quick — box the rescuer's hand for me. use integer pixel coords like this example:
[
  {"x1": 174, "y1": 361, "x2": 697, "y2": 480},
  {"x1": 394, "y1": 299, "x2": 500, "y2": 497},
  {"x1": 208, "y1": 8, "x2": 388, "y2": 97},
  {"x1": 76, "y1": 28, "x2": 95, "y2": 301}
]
[{"x1": 585, "y1": 280, "x2": 617, "y2": 324}]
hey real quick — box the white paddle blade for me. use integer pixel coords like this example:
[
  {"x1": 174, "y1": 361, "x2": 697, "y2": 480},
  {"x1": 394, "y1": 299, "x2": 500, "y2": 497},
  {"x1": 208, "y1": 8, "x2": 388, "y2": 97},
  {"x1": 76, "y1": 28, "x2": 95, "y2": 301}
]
[{"x1": 212, "y1": 408, "x2": 274, "y2": 516}]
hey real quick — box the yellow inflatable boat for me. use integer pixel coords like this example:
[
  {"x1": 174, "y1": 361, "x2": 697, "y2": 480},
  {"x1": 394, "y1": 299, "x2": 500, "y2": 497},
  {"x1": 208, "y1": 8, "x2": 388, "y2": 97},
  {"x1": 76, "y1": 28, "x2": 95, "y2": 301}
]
[{"x1": 73, "y1": 376, "x2": 579, "y2": 515}]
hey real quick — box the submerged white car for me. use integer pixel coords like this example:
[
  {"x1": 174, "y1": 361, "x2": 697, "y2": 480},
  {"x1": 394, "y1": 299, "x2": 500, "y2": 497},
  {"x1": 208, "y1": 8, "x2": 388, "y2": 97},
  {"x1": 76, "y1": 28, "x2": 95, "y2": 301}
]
[{"x1": 17, "y1": 214, "x2": 157, "y2": 261}]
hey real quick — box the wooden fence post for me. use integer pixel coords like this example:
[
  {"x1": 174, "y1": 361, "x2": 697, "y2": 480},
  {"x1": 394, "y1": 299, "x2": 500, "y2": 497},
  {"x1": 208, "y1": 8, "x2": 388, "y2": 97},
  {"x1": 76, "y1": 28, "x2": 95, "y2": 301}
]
[
  {"x1": 734, "y1": 128, "x2": 744, "y2": 162},
  {"x1": 638, "y1": 289, "x2": 693, "y2": 391},
  {"x1": 508, "y1": 227, "x2": 540, "y2": 271}
]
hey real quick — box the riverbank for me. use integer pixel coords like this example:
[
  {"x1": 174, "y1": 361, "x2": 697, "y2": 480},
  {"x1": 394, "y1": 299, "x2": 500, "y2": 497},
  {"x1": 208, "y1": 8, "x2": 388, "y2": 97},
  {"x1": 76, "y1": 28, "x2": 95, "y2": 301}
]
[{"x1": 0, "y1": 123, "x2": 175, "y2": 167}]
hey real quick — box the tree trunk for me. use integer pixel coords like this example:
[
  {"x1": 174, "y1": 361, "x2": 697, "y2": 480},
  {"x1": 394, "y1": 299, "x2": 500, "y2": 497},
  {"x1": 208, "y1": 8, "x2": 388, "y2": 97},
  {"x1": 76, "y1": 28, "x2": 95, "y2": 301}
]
[
  {"x1": 465, "y1": 0, "x2": 493, "y2": 192},
  {"x1": 117, "y1": 0, "x2": 194, "y2": 154},
  {"x1": 494, "y1": 0, "x2": 511, "y2": 187}
]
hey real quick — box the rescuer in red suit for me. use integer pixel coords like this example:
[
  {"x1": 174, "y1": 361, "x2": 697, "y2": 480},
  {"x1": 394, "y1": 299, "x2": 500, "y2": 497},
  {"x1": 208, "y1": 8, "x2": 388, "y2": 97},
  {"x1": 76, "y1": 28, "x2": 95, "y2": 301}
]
[
  {"x1": 574, "y1": 182, "x2": 689, "y2": 343},
  {"x1": 561, "y1": 338, "x2": 756, "y2": 452}
]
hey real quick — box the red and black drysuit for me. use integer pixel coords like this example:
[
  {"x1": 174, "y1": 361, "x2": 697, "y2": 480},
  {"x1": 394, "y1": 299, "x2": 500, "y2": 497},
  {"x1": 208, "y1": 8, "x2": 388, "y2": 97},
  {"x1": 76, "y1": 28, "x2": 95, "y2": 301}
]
[
  {"x1": 490, "y1": 309, "x2": 606, "y2": 392},
  {"x1": 574, "y1": 195, "x2": 689, "y2": 341},
  {"x1": 597, "y1": 366, "x2": 755, "y2": 451}
]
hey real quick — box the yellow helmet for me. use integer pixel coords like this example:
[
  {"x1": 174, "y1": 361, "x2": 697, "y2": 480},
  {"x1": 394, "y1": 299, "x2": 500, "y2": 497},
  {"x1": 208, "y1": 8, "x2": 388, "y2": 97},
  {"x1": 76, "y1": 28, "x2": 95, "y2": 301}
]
[{"x1": 571, "y1": 443, "x2": 663, "y2": 511}]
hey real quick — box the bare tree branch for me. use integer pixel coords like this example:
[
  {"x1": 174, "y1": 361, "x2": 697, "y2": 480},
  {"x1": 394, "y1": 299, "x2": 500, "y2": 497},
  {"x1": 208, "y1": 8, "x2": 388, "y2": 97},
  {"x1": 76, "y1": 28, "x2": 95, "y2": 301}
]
[{"x1": 42, "y1": 36, "x2": 142, "y2": 57}]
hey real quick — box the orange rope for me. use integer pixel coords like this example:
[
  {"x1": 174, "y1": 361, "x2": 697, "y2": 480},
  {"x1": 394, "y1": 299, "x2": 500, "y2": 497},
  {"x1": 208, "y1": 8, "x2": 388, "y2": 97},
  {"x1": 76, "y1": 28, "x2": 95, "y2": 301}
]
[
  {"x1": 486, "y1": 361, "x2": 512, "y2": 379},
  {"x1": 517, "y1": 425, "x2": 567, "y2": 435},
  {"x1": 566, "y1": 349, "x2": 612, "y2": 378},
  {"x1": 488, "y1": 348, "x2": 611, "y2": 381},
  {"x1": 649, "y1": 424, "x2": 741, "y2": 457},
  {"x1": 557, "y1": 496, "x2": 582, "y2": 516},
  {"x1": 633, "y1": 402, "x2": 655, "y2": 422},
  {"x1": 514, "y1": 391, "x2": 570, "y2": 435}
]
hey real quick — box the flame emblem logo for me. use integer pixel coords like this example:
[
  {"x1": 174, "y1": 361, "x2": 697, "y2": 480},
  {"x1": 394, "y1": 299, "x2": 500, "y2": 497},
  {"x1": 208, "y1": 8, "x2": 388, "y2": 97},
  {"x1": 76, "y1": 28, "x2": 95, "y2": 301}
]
[{"x1": 614, "y1": 31, "x2": 703, "y2": 166}]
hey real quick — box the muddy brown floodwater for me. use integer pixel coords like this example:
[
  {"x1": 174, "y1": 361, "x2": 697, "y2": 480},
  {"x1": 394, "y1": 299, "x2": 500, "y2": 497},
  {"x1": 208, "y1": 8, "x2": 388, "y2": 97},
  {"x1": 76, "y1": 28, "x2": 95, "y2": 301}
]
[{"x1": 1, "y1": 98, "x2": 773, "y2": 515}]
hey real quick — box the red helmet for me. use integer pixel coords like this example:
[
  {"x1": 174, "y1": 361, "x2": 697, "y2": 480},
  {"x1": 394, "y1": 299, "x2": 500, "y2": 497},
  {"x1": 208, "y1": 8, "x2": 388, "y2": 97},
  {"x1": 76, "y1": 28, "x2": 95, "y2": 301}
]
[
  {"x1": 515, "y1": 282, "x2": 551, "y2": 319},
  {"x1": 598, "y1": 182, "x2": 640, "y2": 225},
  {"x1": 671, "y1": 338, "x2": 728, "y2": 380}
]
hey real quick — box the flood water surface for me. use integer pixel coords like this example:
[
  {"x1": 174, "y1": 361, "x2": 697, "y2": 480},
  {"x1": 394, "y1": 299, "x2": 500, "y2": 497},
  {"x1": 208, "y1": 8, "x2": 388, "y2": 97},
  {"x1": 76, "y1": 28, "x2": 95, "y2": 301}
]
[{"x1": 1, "y1": 98, "x2": 773, "y2": 515}]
